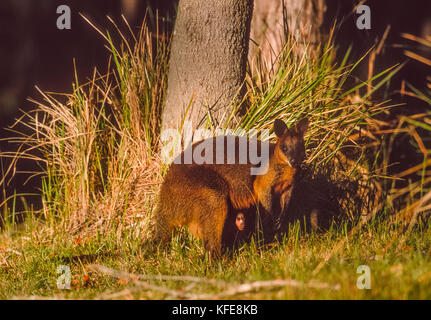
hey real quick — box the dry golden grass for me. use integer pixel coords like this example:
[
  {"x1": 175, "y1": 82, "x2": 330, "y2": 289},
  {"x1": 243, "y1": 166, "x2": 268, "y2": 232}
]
[{"x1": 1, "y1": 15, "x2": 169, "y2": 236}]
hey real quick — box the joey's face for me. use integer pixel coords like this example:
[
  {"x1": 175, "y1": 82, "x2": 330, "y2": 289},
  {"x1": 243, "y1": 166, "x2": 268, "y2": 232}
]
[
  {"x1": 235, "y1": 213, "x2": 245, "y2": 231},
  {"x1": 273, "y1": 118, "x2": 309, "y2": 168}
]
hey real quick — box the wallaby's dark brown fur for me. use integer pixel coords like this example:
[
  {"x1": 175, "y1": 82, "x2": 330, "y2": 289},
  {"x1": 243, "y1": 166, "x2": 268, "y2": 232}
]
[{"x1": 150, "y1": 118, "x2": 308, "y2": 256}]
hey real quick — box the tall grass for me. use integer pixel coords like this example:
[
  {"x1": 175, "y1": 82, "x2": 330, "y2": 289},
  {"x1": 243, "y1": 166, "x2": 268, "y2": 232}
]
[
  {"x1": 381, "y1": 33, "x2": 431, "y2": 232},
  {"x1": 1, "y1": 15, "x2": 169, "y2": 235},
  {"x1": 222, "y1": 30, "x2": 402, "y2": 223}
]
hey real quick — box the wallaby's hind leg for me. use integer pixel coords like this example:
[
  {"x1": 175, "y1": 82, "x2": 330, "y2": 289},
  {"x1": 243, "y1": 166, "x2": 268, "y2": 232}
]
[
  {"x1": 197, "y1": 192, "x2": 229, "y2": 257},
  {"x1": 149, "y1": 164, "x2": 231, "y2": 257}
]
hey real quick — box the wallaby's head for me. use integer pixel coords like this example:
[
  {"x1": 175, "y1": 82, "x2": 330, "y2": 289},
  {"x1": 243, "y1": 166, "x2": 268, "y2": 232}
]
[{"x1": 273, "y1": 118, "x2": 309, "y2": 168}]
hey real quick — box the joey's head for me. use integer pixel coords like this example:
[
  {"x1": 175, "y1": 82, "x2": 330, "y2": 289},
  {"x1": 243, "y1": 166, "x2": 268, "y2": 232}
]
[
  {"x1": 273, "y1": 118, "x2": 309, "y2": 168},
  {"x1": 235, "y1": 212, "x2": 245, "y2": 231}
]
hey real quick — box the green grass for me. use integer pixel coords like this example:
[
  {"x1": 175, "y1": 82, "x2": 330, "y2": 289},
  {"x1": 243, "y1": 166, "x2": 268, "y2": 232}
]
[{"x1": 1, "y1": 214, "x2": 430, "y2": 299}]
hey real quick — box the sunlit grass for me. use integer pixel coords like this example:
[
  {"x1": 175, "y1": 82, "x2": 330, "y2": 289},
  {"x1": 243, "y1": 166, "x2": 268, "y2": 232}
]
[{"x1": 0, "y1": 212, "x2": 430, "y2": 299}]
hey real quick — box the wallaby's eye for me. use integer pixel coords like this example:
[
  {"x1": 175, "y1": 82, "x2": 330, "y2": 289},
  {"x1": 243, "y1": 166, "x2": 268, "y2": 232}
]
[{"x1": 282, "y1": 146, "x2": 288, "y2": 153}]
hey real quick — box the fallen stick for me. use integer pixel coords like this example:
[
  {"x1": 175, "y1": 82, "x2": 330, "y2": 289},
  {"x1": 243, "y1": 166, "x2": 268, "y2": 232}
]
[
  {"x1": 94, "y1": 283, "x2": 191, "y2": 300},
  {"x1": 190, "y1": 279, "x2": 340, "y2": 299},
  {"x1": 11, "y1": 295, "x2": 66, "y2": 300},
  {"x1": 90, "y1": 265, "x2": 193, "y2": 299},
  {"x1": 91, "y1": 264, "x2": 340, "y2": 300}
]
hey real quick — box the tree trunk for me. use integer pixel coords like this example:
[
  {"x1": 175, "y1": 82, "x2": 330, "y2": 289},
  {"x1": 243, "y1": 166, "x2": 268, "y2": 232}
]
[
  {"x1": 162, "y1": 0, "x2": 254, "y2": 135},
  {"x1": 249, "y1": 0, "x2": 326, "y2": 63}
]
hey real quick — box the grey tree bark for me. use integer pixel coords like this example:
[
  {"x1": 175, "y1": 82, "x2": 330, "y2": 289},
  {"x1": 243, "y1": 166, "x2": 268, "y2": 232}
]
[{"x1": 162, "y1": 0, "x2": 254, "y2": 135}]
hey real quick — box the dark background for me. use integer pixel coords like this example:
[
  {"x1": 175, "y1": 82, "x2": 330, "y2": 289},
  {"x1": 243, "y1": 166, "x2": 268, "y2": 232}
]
[{"x1": 1, "y1": 0, "x2": 431, "y2": 211}]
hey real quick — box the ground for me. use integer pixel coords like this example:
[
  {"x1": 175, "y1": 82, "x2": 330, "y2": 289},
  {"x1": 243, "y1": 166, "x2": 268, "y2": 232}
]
[{"x1": 1, "y1": 214, "x2": 430, "y2": 300}]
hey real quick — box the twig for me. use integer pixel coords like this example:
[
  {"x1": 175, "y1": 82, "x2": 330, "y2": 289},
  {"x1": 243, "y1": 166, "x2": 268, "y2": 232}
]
[
  {"x1": 190, "y1": 279, "x2": 340, "y2": 300},
  {"x1": 90, "y1": 264, "x2": 192, "y2": 299},
  {"x1": 11, "y1": 295, "x2": 66, "y2": 300},
  {"x1": 94, "y1": 287, "x2": 138, "y2": 300},
  {"x1": 91, "y1": 264, "x2": 340, "y2": 300}
]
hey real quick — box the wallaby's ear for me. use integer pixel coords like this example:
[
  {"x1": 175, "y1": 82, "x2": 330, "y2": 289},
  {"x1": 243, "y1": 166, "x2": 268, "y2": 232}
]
[
  {"x1": 295, "y1": 118, "x2": 309, "y2": 137},
  {"x1": 274, "y1": 119, "x2": 288, "y2": 137}
]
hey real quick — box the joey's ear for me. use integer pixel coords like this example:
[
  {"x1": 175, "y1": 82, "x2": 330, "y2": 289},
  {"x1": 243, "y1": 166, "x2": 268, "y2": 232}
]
[
  {"x1": 274, "y1": 119, "x2": 288, "y2": 137},
  {"x1": 295, "y1": 118, "x2": 309, "y2": 137}
]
